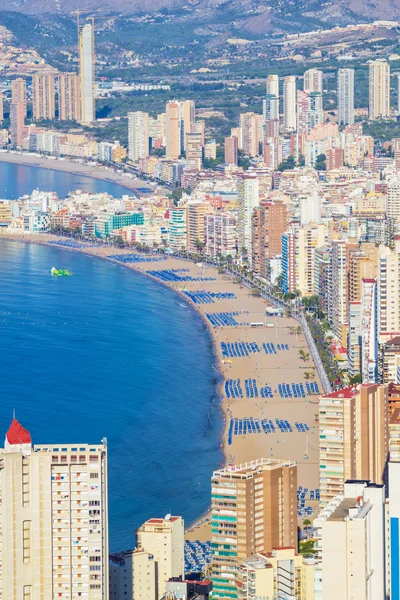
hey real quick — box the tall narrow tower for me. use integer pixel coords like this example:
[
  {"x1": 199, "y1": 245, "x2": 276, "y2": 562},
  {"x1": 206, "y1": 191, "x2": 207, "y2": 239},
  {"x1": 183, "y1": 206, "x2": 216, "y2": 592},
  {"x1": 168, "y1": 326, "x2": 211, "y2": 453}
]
[
  {"x1": 79, "y1": 21, "x2": 96, "y2": 123},
  {"x1": 338, "y1": 68, "x2": 355, "y2": 125}
]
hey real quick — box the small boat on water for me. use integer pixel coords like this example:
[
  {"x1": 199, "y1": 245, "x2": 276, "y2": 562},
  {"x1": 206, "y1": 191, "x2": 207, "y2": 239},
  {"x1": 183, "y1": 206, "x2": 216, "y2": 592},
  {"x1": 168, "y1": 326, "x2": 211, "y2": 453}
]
[{"x1": 50, "y1": 267, "x2": 72, "y2": 277}]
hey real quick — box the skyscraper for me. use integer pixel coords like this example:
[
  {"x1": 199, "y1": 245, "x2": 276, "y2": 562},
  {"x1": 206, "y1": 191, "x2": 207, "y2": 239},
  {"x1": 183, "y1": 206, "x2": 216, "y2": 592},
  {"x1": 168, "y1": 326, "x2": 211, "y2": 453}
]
[
  {"x1": 211, "y1": 458, "x2": 297, "y2": 600},
  {"x1": 32, "y1": 72, "x2": 56, "y2": 120},
  {"x1": 283, "y1": 75, "x2": 296, "y2": 132},
  {"x1": 303, "y1": 68, "x2": 323, "y2": 93},
  {"x1": 165, "y1": 101, "x2": 181, "y2": 160},
  {"x1": 239, "y1": 113, "x2": 259, "y2": 157},
  {"x1": 237, "y1": 175, "x2": 259, "y2": 260},
  {"x1": 338, "y1": 68, "x2": 355, "y2": 125},
  {"x1": 137, "y1": 516, "x2": 184, "y2": 600},
  {"x1": 128, "y1": 111, "x2": 149, "y2": 162},
  {"x1": 179, "y1": 99, "x2": 195, "y2": 151},
  {"x1": 79, "y1": 22, "x2": 95, "y2": 123},
  {"x1": 0, "y1": 92, "x2": 4, "y2": 122},
  {"x1": 0, "y1": 418, "x2": 109, "y2": 599},
  {"x1": 58, "y1": 72, "x2": 81, "y2": 121},
  {"x1": 319, "y1": 384, "x2": 388, "y2": 504},
  {"x1": 264, "y1": 74, "x2": 279, "y2": 123},
  {"x1": 10, "y1": 78, "x2": 26, "y2": 147},
  {"x1": 224, "y1": 136, "x2": 238, "y2": 165},
  {"x1": 369, "y1": 59, "x2": 390, "y2": 120}
]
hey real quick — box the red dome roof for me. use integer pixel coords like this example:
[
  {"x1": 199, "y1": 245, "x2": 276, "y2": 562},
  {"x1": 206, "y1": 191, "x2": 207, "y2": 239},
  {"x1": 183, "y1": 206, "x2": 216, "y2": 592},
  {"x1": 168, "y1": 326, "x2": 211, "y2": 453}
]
[{"x1": 6, "y1": 418, "x2": 31, "y2": 445}]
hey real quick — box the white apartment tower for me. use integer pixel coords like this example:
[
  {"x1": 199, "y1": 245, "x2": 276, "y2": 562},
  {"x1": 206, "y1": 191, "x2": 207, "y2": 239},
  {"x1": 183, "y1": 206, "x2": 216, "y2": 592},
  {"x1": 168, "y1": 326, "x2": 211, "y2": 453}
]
[
  {"x1": 338, "y1": 68, "x2": 355, "y2": 125},
  {"x1": 237, "y1": 176, "x2": 260, "y2": 262},
  {"x1": 0, "y1": 418, "x2": 109, "y2": 599},
  {"x1": 283, "y1": 76, "x2": 296, "y2": 132},
  {"x1": 304, "y1": 68, "x2": 323, "y2": 93},
  {"x1": 136, "y1": 516, "x2": 184, "y2": 600},
  {"x1": 369, "y1": 60, "x2": 390, "y2": 120},
  {"x1": 79, "y1": 22, "x2": 96, "y2": 123},
  {"x1": 128, "y1": 111, "x2": 149, "y2": 162}
]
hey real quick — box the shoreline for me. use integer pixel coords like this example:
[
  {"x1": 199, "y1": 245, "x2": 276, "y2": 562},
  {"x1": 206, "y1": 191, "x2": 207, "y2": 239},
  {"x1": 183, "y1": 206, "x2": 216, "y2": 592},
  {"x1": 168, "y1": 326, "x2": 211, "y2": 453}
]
[
  {"x1": 0, "y1": 152, "x2": 169, "y2": 196},
  {"x1": 0, "y1": 231, "x2": 322, "y2": 542}
]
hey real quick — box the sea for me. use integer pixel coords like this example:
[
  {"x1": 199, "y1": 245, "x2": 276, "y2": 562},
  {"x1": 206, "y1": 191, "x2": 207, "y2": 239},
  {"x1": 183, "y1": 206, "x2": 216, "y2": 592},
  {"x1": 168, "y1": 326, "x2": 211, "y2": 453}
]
[{"x1": 0, "y1": 162, "x2": 223, "y2": 551}]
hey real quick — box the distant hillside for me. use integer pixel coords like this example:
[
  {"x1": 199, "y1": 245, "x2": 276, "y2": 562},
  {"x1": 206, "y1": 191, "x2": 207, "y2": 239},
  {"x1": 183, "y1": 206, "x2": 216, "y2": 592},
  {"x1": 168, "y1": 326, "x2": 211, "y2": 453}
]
[{"x1": 4, "y1": 0, "x2": 400, "y2": 30}]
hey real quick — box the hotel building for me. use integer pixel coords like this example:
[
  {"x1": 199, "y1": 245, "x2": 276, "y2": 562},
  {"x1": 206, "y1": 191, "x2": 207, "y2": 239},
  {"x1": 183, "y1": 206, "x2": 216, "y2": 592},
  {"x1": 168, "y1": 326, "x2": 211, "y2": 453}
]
[
  {"x1": 0, "y1": 418, "x2": 109, "y2": 599},
  {"x1": 319, "y1": 384, "x2": 388, "y2": 504},
  {"x1": 79, "y1": 22, "x2": 96, "y2": 123},
  {"x1": 136, "y1": 516, "x2": 184, "y2": 600},
  {"x1": 32, "y1": 72, "x2": 56, "y2": 120},
  {"x1": 211, "y1": 458, "x2": 297, "y2": 600}
]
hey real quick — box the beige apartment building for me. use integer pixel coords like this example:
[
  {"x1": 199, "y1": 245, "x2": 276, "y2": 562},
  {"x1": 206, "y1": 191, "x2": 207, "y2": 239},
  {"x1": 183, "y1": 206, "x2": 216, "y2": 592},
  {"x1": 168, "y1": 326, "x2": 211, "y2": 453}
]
[
  {"x1": 58, "y1": 73, "x2": 81, "y2": 121},
  {"x1": 136, "y1": 516, "x2": 184, "y2": 600},
  {"x1": 369, "y1": 59, "x2": 390, "y2": 120},
  {"x1": 236, "y1": 547, "x2": 315, "y2": 600},
  {"x1": 32, "y1": 72, "x2": 56, "y2": 120},
  {"x1": 11, "y1": 77, "x2": 27, "y2": 116},
  {"x1": 319, "y1": 384, "x2": 388, "y2": 504},
  {"x1": 211, "y1": 458, "x2": 297, "y2": 600},
  {"x1": 109, "y1": 549, "x2": 156, "y2": 600},
  {"x1": 165, "y1": 101, "x2": 181, "y2": 160},
  {"x1": 378, "y1": 237, "x2": 400, "y2": 337},
  {"x1": 187, "y1": 201, "x2": 206, "y2": 252},
  {"x1": 0, "y1": 418, "x2": 109, "y2": 600},
  {"x1": 297, "y1": 223, "x2": 325, "y2": 296}
]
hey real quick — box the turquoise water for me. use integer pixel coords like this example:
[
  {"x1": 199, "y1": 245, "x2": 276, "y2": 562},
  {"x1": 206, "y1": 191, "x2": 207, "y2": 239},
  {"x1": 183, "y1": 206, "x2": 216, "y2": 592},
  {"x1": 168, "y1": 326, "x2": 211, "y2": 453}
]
[
  {"x1": 0, "y1": 240, "x2": 222, "y2": 551},
  {"x1": 0, "y1": 160, "x2": 135, "y2": 199}
]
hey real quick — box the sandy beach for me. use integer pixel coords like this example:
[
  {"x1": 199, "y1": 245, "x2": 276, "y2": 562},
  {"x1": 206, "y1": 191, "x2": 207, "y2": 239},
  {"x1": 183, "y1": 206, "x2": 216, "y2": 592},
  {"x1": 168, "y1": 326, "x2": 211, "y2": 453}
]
[
  {"x1": 0, "y1": 232, "x2": 322, "y2": 541},
  {"x1": 0, "y1": 152, "x2": 169, "y2": 196}
]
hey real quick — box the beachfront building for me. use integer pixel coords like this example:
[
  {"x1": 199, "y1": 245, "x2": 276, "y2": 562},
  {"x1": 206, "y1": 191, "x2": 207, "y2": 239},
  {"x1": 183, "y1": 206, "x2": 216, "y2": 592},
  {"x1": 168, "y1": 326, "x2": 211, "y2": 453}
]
[
  {"x1": 109, "y1": 549, "x2": 156, "y2": 600},
  {"x1": 10, "y1": 78, "x2": 26, "y2": 147},
  {"x1": 236, "y1": 548, "x2": 315, "y2": 600},
  {"x1": 251, "y1": 201, "x2": 287, "y2": 278},
  {"x1": 204, "y1": 213, "x2": 237, "y2": 258},
  {"x1": 314, "y1": 480, "x2": 386, "y2": 600},
  {"x1": 136, "y1": 516, "x2": 184, "y2": 600},
  {"x1": 0, "y1": 418, "x2": 109, "y2": 599},
  {"x1": 168, "y1": 207, "x2": 187, "y2": 251},
  {"x1": 237, "y1": 176, "x2": 259, "y2": 264},
  {"x1": 319, "y1": 384, "x2": 388, "y2": 505},
  {"x1": 128, "y1": 112, "x2": 149, "y2": 162},
  {"x1": 281, "y1": 229, "x2": 297, "y2": 294},
  {"x1": 94, "y1": 212, "x2": 145, "y2": 238},
  {"x1": 187, "y1": 201, "x2": 206, "y2": 253},
  {"x1": 296, "y1": 223, "x2": 325, "y2": 296},
  {"x1": 79, "y1": 22, "x2": 96, "y2": 123},
  {"x1": 211, "y1": 458, "x2": 297, "y2": 600}
]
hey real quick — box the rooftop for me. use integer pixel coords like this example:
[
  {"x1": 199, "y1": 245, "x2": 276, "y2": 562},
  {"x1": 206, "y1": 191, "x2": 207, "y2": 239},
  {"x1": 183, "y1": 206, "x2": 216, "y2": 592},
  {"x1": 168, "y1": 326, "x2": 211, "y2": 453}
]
[{"x1": 6, "y1": 418, "x2": 31, "y2": 445}]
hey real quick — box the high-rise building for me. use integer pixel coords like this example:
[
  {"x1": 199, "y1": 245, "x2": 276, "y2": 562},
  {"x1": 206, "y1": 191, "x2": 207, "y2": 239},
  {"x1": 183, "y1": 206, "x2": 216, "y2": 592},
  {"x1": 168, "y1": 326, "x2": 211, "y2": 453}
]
[
  {"x1": 185, "y1": 131, "x2": 203, "y2": 169},
  {"x1": 240, "y1": 113, "x2": 259, "y2": 157},
  {"x1": 0, "y1": 92, "x2": 4, "y2": 122},
  {"x1": 361, "y1": 278, "x2": 378, "y2": 383},
  {"x1": 204, "y1": 213, "x2": 237, "y2": 258},
  {"x1": 307, "y1": 92, "x2": 324, "y2": 133},
  {"x1": 128, "y1": 111, "x2": 149, "y2": 162},
  {"x1": 297, "y1": 90, "x2": 310, "y2": 135},
  {"x1": 338, "y1": 68, "x2": 354, "y2": 125},
  {"x1": 314, "y1": 480, "x2": 386, "y2": 600},
  {"x1": 225, "y1": 136, "x2": 238, "y2": 165},
  {"x1": 300, "y1": 191, "x2": 322, "y2": 226},
  {"x1": 0, "y1": 418, "x2": 109, "y2": 599},
  {"x1": 187, "y1": 201, "x2": 206, "y2": 252},
  {"x1": 378, "y1": 238, "x2": 400, "y2": 336},
  {"x1": 388, "y1": 461, "x2": 400, "y2": 600},
  {"x1": 136, "y1": 516, "x2": 184, "y2": 600},
  {"x1": 58, "y1": 72, "x2": 81, "y2": 121},
  {"x1": 211, "y1": 458, "x2": 297, "y2": 600},
  {"x1": 236, "y1": 548, "x2": 315, "y2": 600},
  {"x1": 319, "y1": 384, "x2": 388, "y2": 504},
  {"x1": 303, "y1": 68, "x2": 323, "y2": 93},
  {"x1": 10, "y1": 78, "x2": 26, "y2": 147},
  {"x1": 283, "y1": 76, "x2": 296, "y2": 132},
  {"x1": 297, "y1": 223, "x2": 325, "y2": 296},
  {"x1": 11, "y1": 78, "x2": 27, "y2": 116},
  {"x1": 237, "y1": 176, "x2": 259, "y2": 261},
  {"x1": 251, "y1": 201, "x2": 287, "y2": 277},
  {"x1": 180, "y1": 100, "x2": 195, "y2": 151},
  {"x1": 369, "y1": 59, "x2": 390, "y2": 120},
  {"x1": 165, "y1": 101, "x2": 181, "y2": 160},
  {"x1": 79, "y1": 22, "x2": 96, "y2": 123},
  {"x1": 32, "y1": 72, "x2": 56, "y2": 120},
  {"x1": 168, "y1": 208, "x2": 187, "y2": 251},
  {"x1": 266, "y1": 74, "x2": 279, "y2": 98},
  {"x1": 109, "y1": 549, "x2": 156, "y2": 600},
  {"x1": 329, "y1": 240, "x2": 358, "y2": 342},
  {"x1": 387, "y1": 179, "x2": 400, "y2": 222},
  {"x1": 282, "y1": 230, "x2": 297, "y2": 294}
]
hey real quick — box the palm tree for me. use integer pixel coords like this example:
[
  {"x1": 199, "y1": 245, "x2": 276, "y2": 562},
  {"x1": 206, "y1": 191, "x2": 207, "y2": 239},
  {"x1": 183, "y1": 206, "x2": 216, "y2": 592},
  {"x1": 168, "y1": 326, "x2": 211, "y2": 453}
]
[{"x1": 299, "y1": 349, "x2": 307, "y2": 362}]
